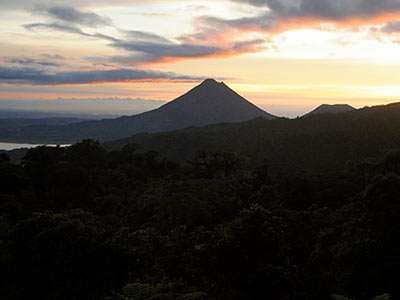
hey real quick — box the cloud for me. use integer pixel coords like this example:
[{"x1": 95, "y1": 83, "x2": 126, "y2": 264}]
[
  {"x1": 23, "y1": 21, "x2": 261, "y2": 64},
  {"x1": 23, "y1": 5, "x2": 117, "y2": 44},
  {"x1": 197, "y1": 14, "x2": 277, "y2": 33},
  {"x1": 110, "y1": 41, "x2": 220, "y2": 61},
  {"x1": 0, "y1": 1, "x2": 163, "y2": 11},
  {"x1": 22, "y1": 3, "x2": 269, "y2": 65},
  {"x1": 25, "y1": 22, "x2": 88, "y2": 35},
  {"x1": 24, "y1": 22, "x2": 119, "y2": 42},
  {"x1": 36, "y1": 5, "x2": 112, "y2": 27},
  {"x1": 2, "y1": 56, "x2": 63, "y2": 67},
  {"x1": 107, "y1": 38, "x2": 267, "y2": 65},
  {"x1": 23, "y1": 1, "x2": 269, "y2": 65},
  {"x1": 370, "y1": 20, "x2": 400, "y2": 44},
  {"x1": 40, "y1": 54, "x2": 66, "y2": 60},
  {"x1": 0, "y1": 65, "x2": 205, "y2": 85},
  {"x1": 14, "y1": 0, "x2": 400, "y2": 67},
  {"x1": 123, "y1": 30, "x2": 172, "y2": 44},
  {"x1": 24, "y1": 23, "x2": 266, "y2": 66},
  {"x1": 107, "y1": 28, "x2": 267, "y2": 65},
  {"x1": 112, "y1": 30, "x2": 265, "y2": 64},
  {"x1": 0, "y1": 97, "x2": 167, "y2": 116},
  {"x1": 189, "y1": 0, "x2": 400, "y2": 42},
  {"x1": 10, "y1": 59, "x2": 61, "y2": 67},
  {"x1": 232, "y1": 39, "x2": 266, "y2": 51},
  {"x1": 382, "y1": 21, "x2": 400, "y2": 33},
  {"x1": 232, "y1": 0, "x2": 400, "y2": 20}
]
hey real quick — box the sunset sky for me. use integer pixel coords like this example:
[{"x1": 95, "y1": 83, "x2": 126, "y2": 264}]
[{"x1": 1, "y1": 0, "x2": 400, "y2": 117}]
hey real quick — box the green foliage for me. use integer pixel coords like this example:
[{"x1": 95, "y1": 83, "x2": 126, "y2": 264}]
[
  {"x1": 0, "y1": 152, "x2": 10, "y2": 162},
  {"x1": 1, "y1": 142, "x2": 400, "y2": 300},
  {"x1": 110, "y1": 282, "x2": 207, "y2": 300},
  {"x1": 332, "y1": 294, "x2": 391, "y2": 300},
  {"x1": 122, "y1": 283, "x2": 160, "y2": 300},
  {"x1": 66, "y1": 139, "x2": 106, "y2": 167},
  {"x1": 332, "y1": 295, "x2": 355, "y2": 300},
  {"x1": 371, "y1": 294, "x2": 391, "y2": 300},
  {"x1": 5, "y1": 210, "x2": 131, "y2": 300},
  {"x1": 186, "y1": 151, "x2": 245, "y2": 179}
]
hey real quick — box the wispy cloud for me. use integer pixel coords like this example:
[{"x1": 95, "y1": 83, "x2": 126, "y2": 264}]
[
  {"x1": 24, "y1": 11, "x2": 267, "y2": 66},
  {"x1": 6, "y1": 58, "x2": 61, "y2": 67},
  {"x1": 35, "y1": 5, "x2": 112, "y2": 28},
  {"x1": 2, "y1": 55, "x2": 64, "y2": 67},
  {"x1": 23, "y1": 4, "x2": 117, "y2": 45},
  {"x1": 110, "y1": 40, "x2": 220, "y2": 62},
  {"x1": 0, "y1": 97, "x2": 166, "y2": 115},
  {"x1": 40, "y1": 54, "x2": 66, "y2": 60},
  {"x1": 123, "y1": 30, "x2": 172, "y2": 44},
  {"x1": 107, "y1": 37, "x2": 267, "y2": 65},
  {"x1": 108, "y1": 28, "x2": 267, "y2": 65},
  {"x1": 24, "y1": 22, "x2": 86, "y2": 35},
  {"x1": 24, "y1": 22, "x2": 119, "y2": 42},
  {"x1": 0, "y1": 65, "x2": 204, "y2": 85},
  {"x1": 381, "y1": 21, "x2": 400, "y2": 33}
]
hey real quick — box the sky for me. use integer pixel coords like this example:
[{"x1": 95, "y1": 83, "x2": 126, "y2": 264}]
[{"x1": 1, "y1": 0, "x2": 400, "y2": 117}]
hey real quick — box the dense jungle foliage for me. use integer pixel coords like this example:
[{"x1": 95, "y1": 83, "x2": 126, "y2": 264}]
[{"x1": 0, "y1": 139, "x2": 398, "y2": 300}]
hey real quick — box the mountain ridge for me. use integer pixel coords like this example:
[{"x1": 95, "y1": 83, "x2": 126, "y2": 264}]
[
  {"x1": 303, "y1": 104, "x2": 356, "y2": 117},
  {"x1": 104, "y1": 102, "x2": 400, "y2": 173},
  {"x1": 0, "y1": 79, "x2": 275, "y2": 143}
]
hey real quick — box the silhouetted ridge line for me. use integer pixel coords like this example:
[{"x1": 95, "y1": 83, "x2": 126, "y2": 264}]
[
  {"x1": 0, "y1": 79, "x2": 275, "y2": 143},
  {"x1": 303, "y1": 104, "x2": 356, "y2": 117},
  {"x1": 105, "y1": 102, "x2": 400, "y2": 173}
]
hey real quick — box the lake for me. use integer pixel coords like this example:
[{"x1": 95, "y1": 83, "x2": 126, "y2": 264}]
[{"x1": 0, "y1": 142, "x2": 70, "y2": 151}]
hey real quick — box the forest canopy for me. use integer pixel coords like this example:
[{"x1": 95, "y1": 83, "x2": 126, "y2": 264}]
[{"x1": 0, "y1": 139, "x2": 398, "y2": 300}]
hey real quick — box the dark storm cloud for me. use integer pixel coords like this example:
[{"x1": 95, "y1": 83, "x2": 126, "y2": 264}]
[
  {"x1": 0, "y1": 65, "x2": 204, "y2": 85},
  {"x1": 40, "y1": 5, "x2": 112, "y2": 27}
]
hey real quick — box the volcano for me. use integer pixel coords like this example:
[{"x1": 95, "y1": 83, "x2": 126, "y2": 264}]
[{"x1": 0, "y1": 79, "x2": 276, "y2": 143}]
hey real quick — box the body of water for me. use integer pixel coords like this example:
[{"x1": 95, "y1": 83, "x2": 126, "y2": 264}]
[{"x1": 0, "y1": 142, "x2": 69, "y2": 151}]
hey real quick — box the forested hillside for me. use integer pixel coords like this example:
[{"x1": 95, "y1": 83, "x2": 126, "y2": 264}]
[
  {"x1": 0, "y1": 140, "x2": 398, "y2": 300},
  {"x1": 106, "y1": 102, "x2": 400, "y2": 173}
]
